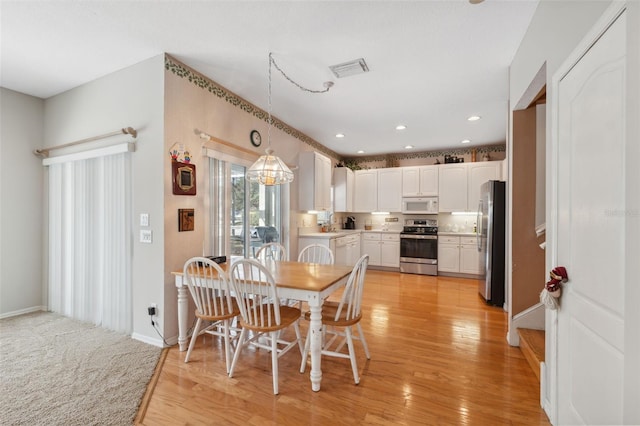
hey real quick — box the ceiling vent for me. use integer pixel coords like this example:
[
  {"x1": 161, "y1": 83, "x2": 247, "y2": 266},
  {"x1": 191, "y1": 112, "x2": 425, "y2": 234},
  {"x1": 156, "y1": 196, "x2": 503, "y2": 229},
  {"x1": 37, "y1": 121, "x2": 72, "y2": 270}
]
[{"x1": 329, "y1": 58, "x2": 369, "y2": 78}]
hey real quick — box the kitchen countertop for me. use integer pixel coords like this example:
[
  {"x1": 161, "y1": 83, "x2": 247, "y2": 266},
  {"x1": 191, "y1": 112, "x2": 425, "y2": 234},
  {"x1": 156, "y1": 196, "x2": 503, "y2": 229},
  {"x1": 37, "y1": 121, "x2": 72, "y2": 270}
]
[
  {"x1": 362, "y1": 229, "x2": 402, "y2": 233},
  {"x1": 298, "y1": 230, "x2": 362, "y2": 238},
  {"x1": 438, "y1": 232, "x2": 477, "y2": 237}
]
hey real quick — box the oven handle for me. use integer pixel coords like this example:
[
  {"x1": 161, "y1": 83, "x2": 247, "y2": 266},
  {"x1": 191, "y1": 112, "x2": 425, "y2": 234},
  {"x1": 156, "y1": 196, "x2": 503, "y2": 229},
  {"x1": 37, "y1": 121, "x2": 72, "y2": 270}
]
[{"x1": 400, "y1": 235, "x2": 437, "y2": 240}]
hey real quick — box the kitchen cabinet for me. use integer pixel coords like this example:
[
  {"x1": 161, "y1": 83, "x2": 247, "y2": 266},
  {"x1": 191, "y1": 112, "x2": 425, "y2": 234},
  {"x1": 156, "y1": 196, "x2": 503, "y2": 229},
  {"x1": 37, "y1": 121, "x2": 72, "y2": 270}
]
[
  {"x1": 353, "y1": 170, "x2": 377, "y2": 212},
  {"x1": 467, "y1": 162, "x2": 501, "y2": 213},
  {"x1": 402, "y1": 166, "x2": 438, "y2": 196},
  {"x1": 438, "y1": 235, "x2": 484, "y2": 275},
  {"x1": 354, "y1": 168, "x2": 402, "y2": 213},
  {"x1": 377, "y1": 168, "x2": 402, "y2": 212},
  {"x1": 438, "y1": 164, "x2": 467, "y2": 212},
  {"x1": 362, "y1": 232, "x2": 400, "y2": 268},
  {"x1": 298, "y1": 151, "x2": 332, "y2": 211},
  {"x1": 438, "y1": 162, "x2": 501, "y2": 212},
  {"x1": 333, "y1": 167, "x2": 354, "y2": 212}
]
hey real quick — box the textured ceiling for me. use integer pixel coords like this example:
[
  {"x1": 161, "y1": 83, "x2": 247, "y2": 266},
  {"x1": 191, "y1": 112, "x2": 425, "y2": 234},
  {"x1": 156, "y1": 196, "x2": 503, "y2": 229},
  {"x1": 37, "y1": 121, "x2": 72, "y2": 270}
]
[{"x1": 0, "y1": 0, "x2": 538, "y2": 156}]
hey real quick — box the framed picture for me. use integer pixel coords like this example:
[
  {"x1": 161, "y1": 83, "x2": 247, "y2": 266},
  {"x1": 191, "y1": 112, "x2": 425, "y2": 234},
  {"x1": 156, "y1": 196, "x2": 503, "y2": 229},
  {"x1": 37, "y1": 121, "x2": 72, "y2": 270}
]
[
  {"x1": 178, "y1": 208, "x2": 195, "y2": 232},
  {"x1": 172, "y1": 162, "x2": 196, "y2": 195}
]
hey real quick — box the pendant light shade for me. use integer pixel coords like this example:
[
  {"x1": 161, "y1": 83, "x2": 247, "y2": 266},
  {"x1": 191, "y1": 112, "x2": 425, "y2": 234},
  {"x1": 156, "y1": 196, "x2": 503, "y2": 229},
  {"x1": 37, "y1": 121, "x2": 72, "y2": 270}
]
[{"x1": 246, "y1": 148, "x2": 294, "y2": 185}]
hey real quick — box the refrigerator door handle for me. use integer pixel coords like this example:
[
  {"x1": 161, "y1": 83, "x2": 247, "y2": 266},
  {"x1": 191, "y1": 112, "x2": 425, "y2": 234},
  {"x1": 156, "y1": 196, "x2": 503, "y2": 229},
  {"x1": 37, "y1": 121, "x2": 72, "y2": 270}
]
[{"x1": 476, "y1": 199, "x2": 483, "y2": 251}]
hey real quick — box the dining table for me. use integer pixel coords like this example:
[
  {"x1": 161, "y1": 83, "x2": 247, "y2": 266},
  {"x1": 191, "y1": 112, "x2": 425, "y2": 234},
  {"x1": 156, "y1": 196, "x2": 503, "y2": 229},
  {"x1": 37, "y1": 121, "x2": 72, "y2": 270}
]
[{"x1": 172, "y1": 259, "x2": 354, "y2": 392}]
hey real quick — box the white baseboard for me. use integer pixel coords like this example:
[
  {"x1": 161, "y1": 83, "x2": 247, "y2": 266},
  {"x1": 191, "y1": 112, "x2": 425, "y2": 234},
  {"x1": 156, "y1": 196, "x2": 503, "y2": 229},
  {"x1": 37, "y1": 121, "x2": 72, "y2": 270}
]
[
  {"x1": 0, "y1": 305, "x2": 47, "y2": 320},
  {"x1": 131, "y1": 332, "x2": 178, "y2": 348},
  {"x1": 507, "y1": 303, "x2": 545, "y2": 346}
]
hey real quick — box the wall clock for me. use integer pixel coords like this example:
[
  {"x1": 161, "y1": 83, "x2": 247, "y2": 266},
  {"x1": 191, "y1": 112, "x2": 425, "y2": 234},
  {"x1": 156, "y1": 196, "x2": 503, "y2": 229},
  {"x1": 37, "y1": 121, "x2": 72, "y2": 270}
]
[{"x1": 250, "y1": 130, "x2": 262, "y2": 147}]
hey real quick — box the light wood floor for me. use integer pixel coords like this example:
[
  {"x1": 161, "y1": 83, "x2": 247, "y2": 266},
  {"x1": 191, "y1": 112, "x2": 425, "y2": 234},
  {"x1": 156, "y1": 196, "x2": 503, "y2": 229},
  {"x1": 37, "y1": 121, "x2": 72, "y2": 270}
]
[{"x1": 138, "y1": 271, "x2": 549, "y2": 425}]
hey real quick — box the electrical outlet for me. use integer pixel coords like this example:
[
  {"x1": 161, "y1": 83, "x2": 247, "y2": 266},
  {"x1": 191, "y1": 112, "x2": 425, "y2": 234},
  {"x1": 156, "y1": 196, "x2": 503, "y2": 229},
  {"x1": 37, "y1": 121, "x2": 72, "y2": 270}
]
[
  {"x1": 148, "y1": 303, "x2": 157, "y2": 317},
  {"x1": 140, "y1": 230, "x2": 152, "y2": 243}
]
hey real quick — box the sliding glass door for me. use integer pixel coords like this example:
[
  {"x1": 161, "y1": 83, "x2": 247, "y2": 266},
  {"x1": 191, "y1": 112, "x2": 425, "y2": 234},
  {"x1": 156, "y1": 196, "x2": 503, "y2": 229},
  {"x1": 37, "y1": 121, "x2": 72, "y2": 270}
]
[{"x1": 210, "y1": 157, "x2": 284, "y2": 259}]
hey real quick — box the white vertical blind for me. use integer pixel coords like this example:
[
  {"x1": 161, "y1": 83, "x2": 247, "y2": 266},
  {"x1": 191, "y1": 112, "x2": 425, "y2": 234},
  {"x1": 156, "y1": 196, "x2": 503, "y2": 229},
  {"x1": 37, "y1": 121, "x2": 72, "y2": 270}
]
[{"x1": 48, "y1": 153, "x2": 132, "y2": 333}]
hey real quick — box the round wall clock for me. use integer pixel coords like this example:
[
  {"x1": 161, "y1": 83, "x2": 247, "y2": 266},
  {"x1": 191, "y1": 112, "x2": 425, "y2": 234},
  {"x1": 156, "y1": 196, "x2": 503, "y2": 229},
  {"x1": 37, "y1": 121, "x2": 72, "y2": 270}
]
[{"x1": 250, "y1": 130, "x2": 262, "y2": 147}]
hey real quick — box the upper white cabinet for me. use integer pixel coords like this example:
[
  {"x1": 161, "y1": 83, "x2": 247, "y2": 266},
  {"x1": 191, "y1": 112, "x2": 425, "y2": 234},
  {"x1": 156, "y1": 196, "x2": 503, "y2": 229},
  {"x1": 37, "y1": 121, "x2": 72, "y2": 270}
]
[
  {"x1": 298, "y1": 151, "x2": 332, "y2": 211},
  {"x1": 333, "y1": 167, "x2": 354, "y2": 212},
  {"x1": 354, "y1": 168, "x2": 402, "y2": 212},
  {"x1": 438, "y1": 164, "x2": 468, "y2": 212},
  {"x1": 377, "y1": 168, "x2": 402, "y2": 212},
  {"x1": 354, "y1": 170, "x2": 377, "y2": 212},
  {"x1": 402, "y1": 166, "x2": 438, "y2": 197},
  {"x1": 438, "y1": 162, "x2": 501, "y2": 212},
  {"x1": 467, "y1": 162, "x2": 501, "y2": 213}
]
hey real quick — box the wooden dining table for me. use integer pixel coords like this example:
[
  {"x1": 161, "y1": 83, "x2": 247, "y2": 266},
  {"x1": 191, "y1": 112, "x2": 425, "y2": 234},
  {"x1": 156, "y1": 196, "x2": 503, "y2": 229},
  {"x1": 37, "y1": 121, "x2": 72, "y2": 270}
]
[{"x1": 172, "y1": 259, "x2": 354, "y2": 392}]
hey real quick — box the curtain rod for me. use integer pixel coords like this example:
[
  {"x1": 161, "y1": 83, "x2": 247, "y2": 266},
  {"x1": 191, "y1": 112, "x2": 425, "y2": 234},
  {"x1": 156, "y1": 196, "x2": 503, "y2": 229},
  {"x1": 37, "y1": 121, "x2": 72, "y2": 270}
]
[
  {"x1": 195, "y1": 129, "x2": 298, "y2": 170},
  {"x1": 33, "y1": 127, "x2": 138, "y2": 158}
]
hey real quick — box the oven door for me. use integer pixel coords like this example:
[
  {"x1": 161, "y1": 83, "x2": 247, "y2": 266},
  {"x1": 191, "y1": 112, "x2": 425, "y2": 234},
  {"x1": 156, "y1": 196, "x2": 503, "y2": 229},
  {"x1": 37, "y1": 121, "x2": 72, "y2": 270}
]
[{"x1": 400, "y1": 234, "x2": 437, "y2": 263}]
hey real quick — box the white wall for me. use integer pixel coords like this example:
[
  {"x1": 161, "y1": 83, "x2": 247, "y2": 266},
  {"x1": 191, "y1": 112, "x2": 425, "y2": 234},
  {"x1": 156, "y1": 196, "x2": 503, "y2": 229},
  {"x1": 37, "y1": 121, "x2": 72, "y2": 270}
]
[
  {"x1": 43, "y1": 55, "x2": 165, "y2": 344},
  {"x1": 0, "y1": 88, "x2": 45, "y2": 317}
]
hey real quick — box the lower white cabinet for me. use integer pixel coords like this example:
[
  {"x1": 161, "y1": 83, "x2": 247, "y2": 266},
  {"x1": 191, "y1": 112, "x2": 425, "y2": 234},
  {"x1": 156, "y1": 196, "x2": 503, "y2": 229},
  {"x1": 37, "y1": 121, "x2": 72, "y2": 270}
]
[
  {"x1": 438, "y1": 236, "x2": 484, "y2": 275},
  {"x1": 362, "y1": 232, "x2": 400, "y2": 268}
]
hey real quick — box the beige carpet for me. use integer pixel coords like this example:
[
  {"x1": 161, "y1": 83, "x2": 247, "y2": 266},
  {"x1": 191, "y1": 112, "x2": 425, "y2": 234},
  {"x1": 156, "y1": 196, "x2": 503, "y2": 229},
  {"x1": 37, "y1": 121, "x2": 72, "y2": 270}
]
[{"x1": 0, "y1": 311, "x2": 161, "y2": 425}]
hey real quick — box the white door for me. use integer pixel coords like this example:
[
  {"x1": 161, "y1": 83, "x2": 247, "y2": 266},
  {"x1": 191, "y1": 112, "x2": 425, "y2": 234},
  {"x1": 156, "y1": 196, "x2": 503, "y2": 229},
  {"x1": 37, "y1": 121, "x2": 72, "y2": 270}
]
[{"x1": 554, "y1": 10, "x2": 626, "y2": 425}]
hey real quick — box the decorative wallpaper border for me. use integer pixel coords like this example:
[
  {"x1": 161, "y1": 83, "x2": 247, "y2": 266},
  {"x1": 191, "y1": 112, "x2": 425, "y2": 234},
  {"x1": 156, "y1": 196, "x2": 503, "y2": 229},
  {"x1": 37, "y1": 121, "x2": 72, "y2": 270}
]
[
  {"x1": 165, "y1": 55, "x2": 506, "y2": 167},
  {"x1": 164, "y1": 55, "x2": 340, "y2": 160},
  {"x1": 343, "y1": 144, "x2": 506, "y2": 165}
]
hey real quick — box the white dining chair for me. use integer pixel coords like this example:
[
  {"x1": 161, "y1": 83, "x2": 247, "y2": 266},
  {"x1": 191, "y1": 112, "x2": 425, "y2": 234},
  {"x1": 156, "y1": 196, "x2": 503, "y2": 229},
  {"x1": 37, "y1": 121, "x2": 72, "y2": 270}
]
[
  {"x1": 300, "y1": 254, "x2": 371, "y2": 384},
  {"x1": 297, "y1": 243, "x2": 335, "y2": 265},
  {"x1": 183, "y1": 257, "x2": 240, "y2": 374},
  {"x1": 228, "y1": 258, "x2": 303, "y2": 395},
  {"x1": 254, "y1": 242, "x2": 287, "y2": 262}
]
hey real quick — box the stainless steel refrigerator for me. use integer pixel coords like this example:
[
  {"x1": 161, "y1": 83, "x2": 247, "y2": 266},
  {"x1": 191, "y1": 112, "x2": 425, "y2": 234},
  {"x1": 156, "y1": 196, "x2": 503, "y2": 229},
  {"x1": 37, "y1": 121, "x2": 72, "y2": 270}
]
[{"x1": 476, "y1": 180, "x2": 506, "y2": 306}]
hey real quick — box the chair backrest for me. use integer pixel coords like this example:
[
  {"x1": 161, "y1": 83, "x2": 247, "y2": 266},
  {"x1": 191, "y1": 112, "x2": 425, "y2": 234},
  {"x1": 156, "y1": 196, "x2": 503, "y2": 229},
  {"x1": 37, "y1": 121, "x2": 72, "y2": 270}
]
[
  {"x1": 183, "y1": 257, "x2": 235, "y2": 317},
  {"x1": 331, "y1": 254, "x2": 369, "y2": 322},
  {"x1": 229, "y1": 258, "x2": 282, "y2": 328},
  {"x1": 255, "y1": 242, "x2": 287, "y2": 262},
  {"x1": 297, "y1": 244, "x2": 335, "y2": 265}
]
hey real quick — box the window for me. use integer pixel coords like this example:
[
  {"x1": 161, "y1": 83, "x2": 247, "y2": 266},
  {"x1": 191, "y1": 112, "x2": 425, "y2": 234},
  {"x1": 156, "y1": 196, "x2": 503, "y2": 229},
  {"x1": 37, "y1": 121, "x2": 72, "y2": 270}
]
[{"x1": 209, "y1": 156, "x2": 287, "y2": 259}]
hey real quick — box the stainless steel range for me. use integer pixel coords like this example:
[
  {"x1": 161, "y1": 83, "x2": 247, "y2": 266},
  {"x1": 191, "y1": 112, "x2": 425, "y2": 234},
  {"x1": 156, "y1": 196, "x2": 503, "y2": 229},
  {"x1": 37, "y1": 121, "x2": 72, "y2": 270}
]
[{"x1": 400, "y1": 218, "x2": 438, "y2": 275}]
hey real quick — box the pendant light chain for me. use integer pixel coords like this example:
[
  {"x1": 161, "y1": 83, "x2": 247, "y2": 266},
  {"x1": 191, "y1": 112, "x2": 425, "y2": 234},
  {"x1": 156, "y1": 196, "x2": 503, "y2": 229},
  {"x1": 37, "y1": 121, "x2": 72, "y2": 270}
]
[{"x1": 269, "y1": 52, "x2": 333, "y2": 95}]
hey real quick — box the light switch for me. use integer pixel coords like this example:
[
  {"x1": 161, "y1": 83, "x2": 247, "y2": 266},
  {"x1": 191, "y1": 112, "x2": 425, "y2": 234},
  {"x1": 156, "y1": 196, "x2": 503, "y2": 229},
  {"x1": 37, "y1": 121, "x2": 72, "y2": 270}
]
[
  {"x1": 140, "y1": 213, "x2": 150, "y2": 227},
  {"x1": 140, "y1": 230, "x2": 153, "y2": 244}
]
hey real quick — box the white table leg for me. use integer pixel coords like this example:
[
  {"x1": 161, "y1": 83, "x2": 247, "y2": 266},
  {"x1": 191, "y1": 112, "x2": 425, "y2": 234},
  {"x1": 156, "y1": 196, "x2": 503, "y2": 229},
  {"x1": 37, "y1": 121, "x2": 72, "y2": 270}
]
[
  {"x1": 177, "y1": 283, "x2": 189, "y2": 351},
  {"x1": 308, "y1": 299, "x2": 323, "y2": 391}
]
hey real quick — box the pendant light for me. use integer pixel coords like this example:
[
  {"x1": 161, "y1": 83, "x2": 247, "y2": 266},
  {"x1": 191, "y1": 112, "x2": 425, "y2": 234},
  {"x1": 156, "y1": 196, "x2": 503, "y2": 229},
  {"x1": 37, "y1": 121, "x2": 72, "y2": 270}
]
[
  {"x1": 246, "y1": 53, "x2": 294, "y2": 185},
  {"x1": 247, "y1": 53, "x2": 333, "y2": 186}
]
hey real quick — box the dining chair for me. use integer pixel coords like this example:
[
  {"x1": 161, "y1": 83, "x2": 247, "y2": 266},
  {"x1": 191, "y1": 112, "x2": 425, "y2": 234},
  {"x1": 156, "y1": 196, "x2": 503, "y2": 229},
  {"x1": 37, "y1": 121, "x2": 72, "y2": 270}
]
[
  {"x1": 228, "y1": 258, "x2": 303, "y2": 395},
  {"x1": 183, "y1": 257, "x2": 240, "y2": 374},
  {"x1": 299, "y1": 254, "x2": 371, "y2": 384},
  {"x1": 294, "y1": 243, "x2": 335, "y2": 308},
  {"x1": 255, "y1": 242, "x2": 287, "y2": 262},
  {"x1": 297, "y1": 243, "x2": 335, "y2": 265}
]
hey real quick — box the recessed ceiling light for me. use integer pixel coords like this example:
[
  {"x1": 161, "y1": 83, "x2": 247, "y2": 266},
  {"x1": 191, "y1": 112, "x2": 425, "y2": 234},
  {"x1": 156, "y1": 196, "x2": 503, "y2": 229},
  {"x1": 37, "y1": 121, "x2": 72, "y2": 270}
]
[
  {"x1": 336, "y1": 133, "x2": 345, "y2": 138},
  {"x1": 469, "y1": 0, "x2": 484, "y2": 4},
  {"x1": 396, "y1": 125, "x2": 407, "y2": 130},
  {"x1": 405, "y1": 145, "x2": 413, "y2": 149},
  {"x1": 357, "y1": 150, "x2": 365, "y2": 154},
  {"x1": 461, "y1": 139, "x2": 471, "y2": 144},
  {"x1": 467, "y1": 115, "x2": 481, "y2": 121}
]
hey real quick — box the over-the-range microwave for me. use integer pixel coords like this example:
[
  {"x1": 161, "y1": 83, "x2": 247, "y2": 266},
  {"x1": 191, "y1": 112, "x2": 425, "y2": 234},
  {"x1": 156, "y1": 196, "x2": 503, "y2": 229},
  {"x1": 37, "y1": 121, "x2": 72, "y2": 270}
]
[{"x1": 401, "y1": 197, "x2": 438, "y2": 214}]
